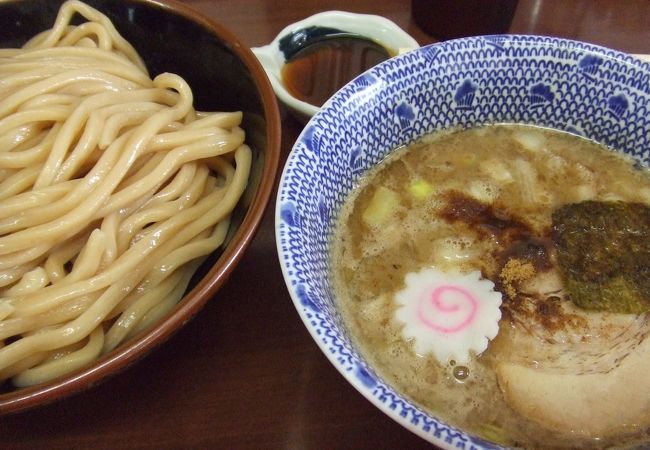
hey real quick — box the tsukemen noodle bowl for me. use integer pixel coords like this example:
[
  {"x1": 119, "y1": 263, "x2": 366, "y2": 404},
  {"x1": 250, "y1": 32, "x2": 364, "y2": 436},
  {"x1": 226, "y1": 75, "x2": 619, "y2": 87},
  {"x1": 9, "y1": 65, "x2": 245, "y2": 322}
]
[
  {"x1": 276, "y1": 36, "x2": 650, "y2": 448},
  {"x1": 0, "y1": 0, "x2": 280, "y2": 413}
]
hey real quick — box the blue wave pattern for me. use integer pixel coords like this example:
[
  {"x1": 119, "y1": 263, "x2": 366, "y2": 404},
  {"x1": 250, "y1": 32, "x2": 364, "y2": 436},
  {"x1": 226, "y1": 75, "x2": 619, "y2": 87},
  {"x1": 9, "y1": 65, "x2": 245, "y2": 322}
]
[{"x1": 277, "y1": 35, "x2": 650, "y2": 449}]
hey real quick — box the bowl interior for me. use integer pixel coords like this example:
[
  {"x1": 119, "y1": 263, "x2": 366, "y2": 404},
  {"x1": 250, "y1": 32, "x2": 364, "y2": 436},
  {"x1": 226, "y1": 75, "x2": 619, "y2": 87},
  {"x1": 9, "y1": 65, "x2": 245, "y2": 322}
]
[
  {"x1": 277, "y1": 35, "x2": 650, "y2": 448},
  {"x1": 0, "y1": 0, "x2": 279, "y2": 413},
  {"x1": 1, "y1": 0, "x2": 265, "y2": 130}
]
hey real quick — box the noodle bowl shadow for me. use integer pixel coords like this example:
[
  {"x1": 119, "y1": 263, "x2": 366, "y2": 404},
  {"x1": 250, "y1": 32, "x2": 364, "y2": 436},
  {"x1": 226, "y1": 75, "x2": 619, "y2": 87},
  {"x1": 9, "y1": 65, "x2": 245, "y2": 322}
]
[
  {"x1": 276, "y1": 36, "x2": 650, "y2": 448},
  {"x1": 0, "y1": 0, "x2": 280, "y2": 413}
]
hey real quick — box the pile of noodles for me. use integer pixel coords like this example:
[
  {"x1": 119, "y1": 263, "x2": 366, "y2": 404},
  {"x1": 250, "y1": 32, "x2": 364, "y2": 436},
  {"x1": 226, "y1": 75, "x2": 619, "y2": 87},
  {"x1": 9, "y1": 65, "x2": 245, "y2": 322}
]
[{"x1": 0, "y1": 1, "x2": 251, "y2": 387}]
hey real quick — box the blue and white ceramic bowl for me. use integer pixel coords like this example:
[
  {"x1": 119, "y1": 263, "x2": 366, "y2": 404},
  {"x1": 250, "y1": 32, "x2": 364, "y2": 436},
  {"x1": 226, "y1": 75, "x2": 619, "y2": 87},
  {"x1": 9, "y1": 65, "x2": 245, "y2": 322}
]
[{"x1": 275, "y1": 35, "x2": 650, "y2": 449}]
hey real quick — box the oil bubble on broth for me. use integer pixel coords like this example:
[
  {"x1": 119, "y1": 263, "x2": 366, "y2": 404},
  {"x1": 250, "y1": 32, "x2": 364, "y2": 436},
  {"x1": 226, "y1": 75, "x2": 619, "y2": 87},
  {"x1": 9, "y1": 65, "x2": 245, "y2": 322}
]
[{"x1": 331, "y1": 124, "x2": 650, "y2": 449}]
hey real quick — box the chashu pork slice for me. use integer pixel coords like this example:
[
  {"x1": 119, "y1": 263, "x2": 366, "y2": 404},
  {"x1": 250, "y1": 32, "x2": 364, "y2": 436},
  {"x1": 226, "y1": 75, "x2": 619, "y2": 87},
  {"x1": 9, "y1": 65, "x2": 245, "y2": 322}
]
[
  {"x1": 492, "y1": 268, "x2": 650, "y2": 438},
  {"x1": 496, "y1": 332, "x2": 650, "y2": 438}
]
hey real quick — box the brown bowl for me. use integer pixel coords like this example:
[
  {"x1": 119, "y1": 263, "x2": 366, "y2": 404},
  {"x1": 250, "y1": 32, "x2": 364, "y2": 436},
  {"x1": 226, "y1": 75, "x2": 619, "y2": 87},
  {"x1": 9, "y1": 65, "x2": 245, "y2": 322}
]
[{"x1": 0, "y1": 0, "x2": 281, "y2": 414}]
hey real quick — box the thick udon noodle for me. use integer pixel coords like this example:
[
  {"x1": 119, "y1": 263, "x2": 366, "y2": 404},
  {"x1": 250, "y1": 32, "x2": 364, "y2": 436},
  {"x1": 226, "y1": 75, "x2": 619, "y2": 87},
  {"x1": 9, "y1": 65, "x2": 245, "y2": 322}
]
[{"x1": 0, "y1": 1, "x2": 252, "y2": 387}]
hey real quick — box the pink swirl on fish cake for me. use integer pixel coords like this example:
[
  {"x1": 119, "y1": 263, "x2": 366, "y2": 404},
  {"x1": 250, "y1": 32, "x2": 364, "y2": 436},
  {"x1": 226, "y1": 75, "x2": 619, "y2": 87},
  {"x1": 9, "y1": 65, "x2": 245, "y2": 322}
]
[{"x1": 418, "y1": 285, "x2": 478, "y2": 333}]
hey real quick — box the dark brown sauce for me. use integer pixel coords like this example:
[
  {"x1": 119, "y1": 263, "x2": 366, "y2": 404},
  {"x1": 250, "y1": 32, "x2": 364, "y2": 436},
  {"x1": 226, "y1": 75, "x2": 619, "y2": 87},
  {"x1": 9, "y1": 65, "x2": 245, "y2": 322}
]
[
  {"x1": 439, "y1": 190, "x2": 553, "y2": 276},
  {"x1": 280, "y1": 36, "x2": 391, "y2": 107},
  {"x1": 440, "y1": 190, "x2": 531, "y2": 242}
]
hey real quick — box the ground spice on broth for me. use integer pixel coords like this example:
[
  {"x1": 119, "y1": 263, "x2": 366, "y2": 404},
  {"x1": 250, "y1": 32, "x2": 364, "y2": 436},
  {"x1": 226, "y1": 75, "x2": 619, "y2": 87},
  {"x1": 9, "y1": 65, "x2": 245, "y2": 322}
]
[{"x1": 330, "y1": 124, "x2": 650, "y2": 449}]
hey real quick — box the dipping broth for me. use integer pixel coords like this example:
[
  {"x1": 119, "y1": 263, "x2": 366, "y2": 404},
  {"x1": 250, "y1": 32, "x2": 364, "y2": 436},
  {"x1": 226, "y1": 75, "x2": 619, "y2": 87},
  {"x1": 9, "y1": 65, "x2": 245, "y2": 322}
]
[
  {"x1": 331, "y1": 124, "x2": 650, "y2": 449},
  {"x1": 281, "y1": 36, "x2": 390, "y2": 107}
]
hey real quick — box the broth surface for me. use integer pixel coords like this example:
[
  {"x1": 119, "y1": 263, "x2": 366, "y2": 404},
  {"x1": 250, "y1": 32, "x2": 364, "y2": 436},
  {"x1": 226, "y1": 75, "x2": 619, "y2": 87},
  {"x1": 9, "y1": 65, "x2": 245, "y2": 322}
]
[
  {"x1": 331, "y1": 124, "x2": 650, "y2": 449},
  {"x1": 281, "y1": 36, "x2": 390, "y2": 107}
]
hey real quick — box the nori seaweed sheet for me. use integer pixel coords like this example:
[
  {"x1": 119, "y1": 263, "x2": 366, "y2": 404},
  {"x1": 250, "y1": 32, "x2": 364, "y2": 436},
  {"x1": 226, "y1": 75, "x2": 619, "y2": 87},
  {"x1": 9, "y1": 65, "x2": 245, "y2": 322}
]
[{"x1": 551, "y1": 201, "x2": 650, "y2": 313}]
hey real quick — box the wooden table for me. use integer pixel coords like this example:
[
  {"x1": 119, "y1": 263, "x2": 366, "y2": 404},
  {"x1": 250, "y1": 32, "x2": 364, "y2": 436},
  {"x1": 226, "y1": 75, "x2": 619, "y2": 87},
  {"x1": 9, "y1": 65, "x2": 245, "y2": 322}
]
[{"x1": 3, "y1": 1, "x2": 649, "y2": 448}]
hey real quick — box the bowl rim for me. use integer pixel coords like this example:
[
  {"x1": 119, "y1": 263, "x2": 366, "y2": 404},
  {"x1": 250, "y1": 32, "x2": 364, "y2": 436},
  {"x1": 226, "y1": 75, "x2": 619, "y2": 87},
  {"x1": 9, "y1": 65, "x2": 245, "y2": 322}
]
[
  {"x1": 0, "y1": 0, "x2": 281, "y2": 415},
  {"x1": 275, "y1": 34, "x2": 650, "y2": 449}
]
